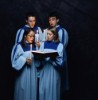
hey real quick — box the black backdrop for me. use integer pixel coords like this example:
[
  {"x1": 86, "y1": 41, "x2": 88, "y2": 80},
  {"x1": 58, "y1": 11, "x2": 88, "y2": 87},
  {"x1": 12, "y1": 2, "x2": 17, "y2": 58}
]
[{"x1": 0, "y1": 0, "x2": 98, "y2": 100}]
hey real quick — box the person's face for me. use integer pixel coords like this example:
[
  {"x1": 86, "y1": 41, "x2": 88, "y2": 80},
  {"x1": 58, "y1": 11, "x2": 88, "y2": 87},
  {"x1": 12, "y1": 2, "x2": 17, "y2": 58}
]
[
  {"x1": 25, "y1": 31, "x2": 35, "y2": 43},
  {"x1": 47, "y1": 30, "x2": 54, "y2": 41},
  {"x1": 49, "y1": 17, "x2": 59, "y2": 27},
  {"x1": 26, "y1": 16, "x2": 36, "y2": 28}
]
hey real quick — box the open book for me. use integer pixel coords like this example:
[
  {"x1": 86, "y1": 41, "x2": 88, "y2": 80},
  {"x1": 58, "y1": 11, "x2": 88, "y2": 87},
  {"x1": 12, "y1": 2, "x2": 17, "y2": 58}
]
[{"x1": 32, "y1": 49, "x2": 58, "y2": 57}]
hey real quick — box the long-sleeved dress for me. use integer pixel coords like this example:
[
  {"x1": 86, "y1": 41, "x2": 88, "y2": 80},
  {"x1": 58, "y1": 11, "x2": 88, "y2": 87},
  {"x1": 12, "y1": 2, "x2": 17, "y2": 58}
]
[
  {"x1": 39, "y1": 41, "x2": 63, "y2": 100},
  {"x1": 11, "y1": 43, "x2": 39, "y2": 100},
  {"x1": 43, "y1": 25, "x2": 69, "y2": 91}
]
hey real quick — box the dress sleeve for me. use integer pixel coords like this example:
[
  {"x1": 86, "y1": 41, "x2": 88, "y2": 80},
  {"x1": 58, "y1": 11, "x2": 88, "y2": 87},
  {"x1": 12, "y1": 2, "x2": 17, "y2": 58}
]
[
  {"x1": 11, "y1": 44, "x2": 26, "y2": 71},
  {"x1": 59, "y1": 28, "x2": 68, "y2": 48},
  {"x1": 49, "y1": 43, "x2": 64, "y2": 69},
  {"x1": 38, "y1": 27, "x2": 43, "y2": 42},
  {"x1": 62, "y1": 28, "x2": 68, "y2": 48},
  {"x1": 15, "y1": 29, "x2": 25, "y2": 44}
]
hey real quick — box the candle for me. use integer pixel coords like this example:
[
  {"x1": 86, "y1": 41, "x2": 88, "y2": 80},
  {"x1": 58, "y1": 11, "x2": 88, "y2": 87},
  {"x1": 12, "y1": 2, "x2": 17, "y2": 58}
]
[
  {"x1": 36, "y1": 30, "x2": 39, "y2": 42},
  {"x1": 30, "y1": 44, "x2": 32, "y2": 59},
  {"x1": 43, "y1": 29, "x2": 46, "y2": 41}
]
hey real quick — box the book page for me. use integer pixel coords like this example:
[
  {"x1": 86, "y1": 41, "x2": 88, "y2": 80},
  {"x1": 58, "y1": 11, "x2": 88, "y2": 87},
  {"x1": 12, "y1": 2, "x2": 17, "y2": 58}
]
[{"x1": 32, "y1": 49, "x2": 57, "y2": 54}]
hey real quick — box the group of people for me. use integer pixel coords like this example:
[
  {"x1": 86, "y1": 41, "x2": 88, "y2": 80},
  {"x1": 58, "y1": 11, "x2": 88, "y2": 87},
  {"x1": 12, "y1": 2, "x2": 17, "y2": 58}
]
[{"x1": 11, "y1": 12, "x2": 69, "y2": 100}]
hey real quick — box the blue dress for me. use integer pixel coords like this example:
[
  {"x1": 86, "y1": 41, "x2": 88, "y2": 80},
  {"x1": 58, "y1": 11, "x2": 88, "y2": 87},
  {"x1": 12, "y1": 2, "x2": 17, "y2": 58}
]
[
  {"x1": 39, "y1": 41, "x2": 63, "y2": 100},
  {"x1": 43, "y1": 25, "x2": 69, "y2": 91},
  {"x1": 56, "y1": 25, "x2": 69, "y2": 91},
  {"x1": 11, "y1": 43, "x2": 39, "y2": 100}
]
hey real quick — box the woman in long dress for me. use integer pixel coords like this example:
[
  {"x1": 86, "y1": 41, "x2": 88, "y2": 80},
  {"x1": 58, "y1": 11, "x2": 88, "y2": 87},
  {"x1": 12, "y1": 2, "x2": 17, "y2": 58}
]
[
  {"x1": 39, "y1": 28, "x2": 64, "y2": 100},
  {"x1": 11, "y1": 28, "x2": 39, "y2": 100}
]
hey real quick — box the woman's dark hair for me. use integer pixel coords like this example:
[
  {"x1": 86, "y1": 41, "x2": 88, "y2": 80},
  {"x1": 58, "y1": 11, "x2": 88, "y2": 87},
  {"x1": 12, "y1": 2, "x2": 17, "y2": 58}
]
[
  {"x1": 48, "y1": 27, "x2": 60, "y2": 43},
  {"x1": 21, "y1": 28, "x2": 36, "y2": 48}
]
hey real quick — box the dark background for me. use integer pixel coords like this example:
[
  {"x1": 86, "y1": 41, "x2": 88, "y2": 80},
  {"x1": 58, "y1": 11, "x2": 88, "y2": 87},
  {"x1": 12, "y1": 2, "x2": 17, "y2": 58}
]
[{"x1": 0, "y1": 0, "x2": 98, "y2": 100}]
